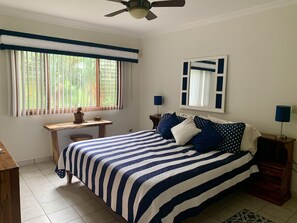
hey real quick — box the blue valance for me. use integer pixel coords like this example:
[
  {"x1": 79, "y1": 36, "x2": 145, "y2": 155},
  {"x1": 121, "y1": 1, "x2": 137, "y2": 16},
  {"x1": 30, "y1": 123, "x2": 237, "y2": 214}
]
[{"x1": 0, "y1": 29, "x2": 139, "y2": 63}]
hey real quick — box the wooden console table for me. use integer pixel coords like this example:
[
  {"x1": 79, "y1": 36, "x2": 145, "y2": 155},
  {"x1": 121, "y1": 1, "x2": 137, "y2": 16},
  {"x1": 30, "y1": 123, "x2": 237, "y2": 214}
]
[
  {"x1": 44, "y1": 119, "x2": 112, "y2": 164},
  {"x1": 0, "y1": 141, "x2": 21, "y2": 223}
]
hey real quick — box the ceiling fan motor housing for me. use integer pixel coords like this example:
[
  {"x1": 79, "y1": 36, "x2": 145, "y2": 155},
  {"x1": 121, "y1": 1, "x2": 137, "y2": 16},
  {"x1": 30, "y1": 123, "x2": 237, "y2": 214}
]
[{"x1": 128, "y1": 0, "x2": 152, "y2": 11}]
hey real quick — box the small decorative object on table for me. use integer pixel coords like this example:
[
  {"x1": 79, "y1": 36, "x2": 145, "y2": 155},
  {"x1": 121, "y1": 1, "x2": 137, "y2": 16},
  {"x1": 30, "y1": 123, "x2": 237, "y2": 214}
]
[
  {"x1": 154, "y1": 96, "x2": 163, "y2": 115},
  {"x1": 73, "y1": 107, "x2": 86, "y2": 124},
  {"x1": 94, "y1": 116, "x2": 101, "y2": 121},
  {"x1": 275, "y1": 105, "x2": 291, "y2": 140}
]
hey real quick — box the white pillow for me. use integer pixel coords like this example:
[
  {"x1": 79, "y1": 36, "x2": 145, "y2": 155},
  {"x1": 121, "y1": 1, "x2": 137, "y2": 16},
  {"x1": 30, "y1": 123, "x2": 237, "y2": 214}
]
[
  {"x1": 171, "y1": 117, "x2": 201, "y2": 145},
  {"x1": 207, "y1": 115, "x2": 261, "y2": 155}
]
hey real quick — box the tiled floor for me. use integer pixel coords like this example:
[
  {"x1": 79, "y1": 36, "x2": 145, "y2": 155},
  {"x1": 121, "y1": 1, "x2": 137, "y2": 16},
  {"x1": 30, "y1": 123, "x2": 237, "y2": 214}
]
[{"x1": 20, "y1": 161, "x2": 297, "y2": 223}]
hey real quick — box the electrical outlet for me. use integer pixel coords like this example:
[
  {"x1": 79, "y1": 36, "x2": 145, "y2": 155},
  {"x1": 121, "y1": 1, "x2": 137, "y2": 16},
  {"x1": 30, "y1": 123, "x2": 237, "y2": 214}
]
[{"x1": 292, "y1": 105, "x2": 297, "y2": 114}]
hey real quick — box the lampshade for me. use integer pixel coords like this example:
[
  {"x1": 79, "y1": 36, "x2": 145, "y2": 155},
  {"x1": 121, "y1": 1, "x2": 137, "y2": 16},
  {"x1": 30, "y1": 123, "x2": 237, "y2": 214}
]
[
  {"x1": 154, "y1": 96, "x2": 163, "y2": 106},
  {"x1": 129, "y1": 7, "x2": 148, "y2": 19},
  {"x1": 275, "y1": 105, "x2": 291, "y2": 122}
]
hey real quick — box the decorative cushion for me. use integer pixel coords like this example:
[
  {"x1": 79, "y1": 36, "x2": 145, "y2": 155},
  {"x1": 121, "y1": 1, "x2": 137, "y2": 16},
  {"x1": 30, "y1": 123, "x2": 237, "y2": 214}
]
[
  {"x1": 177, "y1": 115, "x2": 186, "y2": 123},
  {"x1": 240, "y1": 124, "x2": 261, "y2": 155},
  {"x1": 156, "y1": 112, "x2": 180, "y2": 139},
  {"x1": 213, "y1": 122, "x2": 246, "y2": 153},
  {"x1": 171, "y1": 117, "x2": 201, "y2": 145},
  {"x1": 193, "y1": 116, "x2": 211, "y2": 129},
  {"x1": 191, "y1": 122, "x2": 223, "y2": 153},
  {"x1": 207, "y1": 115, "x2": 261, "y2": 155}
]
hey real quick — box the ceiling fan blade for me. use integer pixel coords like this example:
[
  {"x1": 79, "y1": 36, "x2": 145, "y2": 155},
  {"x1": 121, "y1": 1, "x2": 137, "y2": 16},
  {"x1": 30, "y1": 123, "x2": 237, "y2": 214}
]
[
  {"x1": 145, "y1": 10, "x2": 157, "y2": 20},
  {"x1": 106, "y1": 0, "x2": 128, "y2": 6},
  {"x1": 105, "y1": 8, "x2": 128, "y2": 17},
  {"x1": 151, "y1": 0, "x2": 185, "y2": 7}
]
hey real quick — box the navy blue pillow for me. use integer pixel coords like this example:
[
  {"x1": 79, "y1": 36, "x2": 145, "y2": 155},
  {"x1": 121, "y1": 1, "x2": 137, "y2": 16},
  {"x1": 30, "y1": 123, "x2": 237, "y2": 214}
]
[
  {"x1": 156, "y1": 113, "x2": 180, "y2": 139},
  {"x1": 193, "y1": 116, "x2": 211, "y2": 129},
  {"x1": 191, "y1": 123, "x2": 223, "y2": 153},
  {"x1": 213, "y1": 122, "x2": 246, "y2": 153}
]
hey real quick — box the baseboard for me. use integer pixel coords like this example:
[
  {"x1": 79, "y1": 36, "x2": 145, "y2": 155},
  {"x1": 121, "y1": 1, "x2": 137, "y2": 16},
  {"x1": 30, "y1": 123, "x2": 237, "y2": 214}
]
[
  {"x1": 291, "y1": 191, "x2": 297, "y2": 199},
  {"x1": 17, "y1": 159, "x2": 34, "y2": 166},
  {"x1": 35, "y1": 156, "x2": 52, "y2": 163},
  {"x1": 17, "y1": 156, "x2": 52, "y2": 166}
]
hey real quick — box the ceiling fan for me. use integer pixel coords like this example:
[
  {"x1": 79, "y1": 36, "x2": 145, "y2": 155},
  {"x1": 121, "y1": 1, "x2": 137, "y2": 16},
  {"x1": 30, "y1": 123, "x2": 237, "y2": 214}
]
[{"x1": 105, "y1": 0, "x2": 186, "y2": 20}]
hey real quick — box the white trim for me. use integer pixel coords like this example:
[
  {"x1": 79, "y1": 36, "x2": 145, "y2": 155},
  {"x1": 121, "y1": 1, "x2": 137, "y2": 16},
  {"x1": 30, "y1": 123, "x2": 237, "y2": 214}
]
[
  {"x1": 0, "y1": 0, "x2": 295, "y2": 39},
  {"x1": 142, "y1": 0, "x2": 297, "y2": 39},
  {"x1": 17, "y1": 156, "x2": 52, "y2": 166},
  {"x1": 0, "y1": 6, "x2": 141, "y2": 39},
  {"x1": 292, "y1": 190, "x2": 297, "y2": 199}
]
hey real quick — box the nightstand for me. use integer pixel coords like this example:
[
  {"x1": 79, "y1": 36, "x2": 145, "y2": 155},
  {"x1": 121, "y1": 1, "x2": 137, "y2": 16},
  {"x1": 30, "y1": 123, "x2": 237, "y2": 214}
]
[
  {"x1": 149, "y1": 114, "x2": 162, "y2": 129},
  {"x1": 250, "y1": 133, "x2": 295, "y2": 205}
]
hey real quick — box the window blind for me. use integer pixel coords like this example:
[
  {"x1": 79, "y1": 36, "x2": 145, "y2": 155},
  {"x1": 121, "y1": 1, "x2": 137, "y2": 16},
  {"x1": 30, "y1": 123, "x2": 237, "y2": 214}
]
[{"x1": 10, "y1": 50, "x2": 122, "y2": 116}]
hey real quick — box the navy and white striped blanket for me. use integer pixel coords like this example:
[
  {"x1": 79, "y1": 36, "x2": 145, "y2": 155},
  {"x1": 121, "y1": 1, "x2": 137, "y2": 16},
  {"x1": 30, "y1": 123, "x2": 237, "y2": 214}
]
[{"x1": 56, "y1": 130, "x2": 258, "y2": 223}]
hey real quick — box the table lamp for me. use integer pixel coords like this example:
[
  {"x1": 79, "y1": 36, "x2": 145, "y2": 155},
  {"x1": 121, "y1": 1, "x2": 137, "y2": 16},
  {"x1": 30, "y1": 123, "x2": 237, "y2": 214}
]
[
  {"x1": 275, "y1": 105, "x2": 291, "y2": 140},
  {"x1": 154, "y1": 96, "x2": 163, "y2": 115}
]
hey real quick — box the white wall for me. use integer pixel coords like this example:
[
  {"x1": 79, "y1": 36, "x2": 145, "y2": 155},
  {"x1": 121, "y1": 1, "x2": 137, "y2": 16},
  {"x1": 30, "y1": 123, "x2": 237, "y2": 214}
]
[
  {"x1": 0, "y1": 15, "x2": 141, "y2": 163},
  {"x1": 139, "y1": 6, "x2": 297, "y2": 194}
]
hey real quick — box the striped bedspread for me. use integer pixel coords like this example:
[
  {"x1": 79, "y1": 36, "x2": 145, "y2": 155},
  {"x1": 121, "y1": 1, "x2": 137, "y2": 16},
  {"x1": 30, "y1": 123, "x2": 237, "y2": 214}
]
[{"x1": 56, "y1": 130, "x2": 258, "y2": 223}]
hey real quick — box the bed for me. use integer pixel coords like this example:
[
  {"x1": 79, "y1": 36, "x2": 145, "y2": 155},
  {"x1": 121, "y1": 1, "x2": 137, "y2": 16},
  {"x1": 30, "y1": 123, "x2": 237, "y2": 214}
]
[{"x1": 56, "y1": 113, "x2": 260, "y2": 223}]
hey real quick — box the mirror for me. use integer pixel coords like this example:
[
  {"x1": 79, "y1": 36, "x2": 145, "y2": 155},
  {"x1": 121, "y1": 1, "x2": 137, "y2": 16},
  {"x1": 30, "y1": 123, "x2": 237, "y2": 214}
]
[{"x1": 180, "y1": 55, "x2": 227, "y2": 113}]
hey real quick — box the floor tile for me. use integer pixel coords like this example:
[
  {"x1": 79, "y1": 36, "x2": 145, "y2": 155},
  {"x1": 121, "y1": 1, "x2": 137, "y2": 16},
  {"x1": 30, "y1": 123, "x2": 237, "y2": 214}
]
[
  {"x1": 21, "y1": 195, "x2": 39, "y2": 209},
  {"x1": 47, "y1": 207, "x2": 80, "y2": 223},
  {"x1": 36, "y1": 161, "x2": 56, "y2": 170},
  {"x1": 40, "y1": 197, "x2": 70, "y2": 214},
  {"x1": 212, "y1": 208, "x2": 235, "y2": 222},
  {"x1": 21, "y1": 171, "x2": 44, "y2": 180},
  {"x1": 24, "y1": 176, "x2": 51, "y2": 188},
  {"x1": 181, "y1": 210, "x2": 209, "y2": 223},
  {"x1": 19, "y1": 165, "x2": 39, "y2": 174},
  {"x1": 67, "y1": 218, "x2": 86, "y2": 223},
  {"x1": 82, "y1": 208, "x2": 116, "y2": 223},
  {"x1": 18, "y1": 161, "x2": 297, "y2": 223},
  {"x1": 23, "y1": 215, "x2": 51, "y2": 223},
  {"x1": 61, "y1": 188, "x2": 92, "y2": 205},
  {"x1": 257, "y1": 210, "x2": 284, "y2": 223},
  {"x1": 260, "y1": 203, "x2": 294, "y2": 221},
  {"x1": 20, "y1": 184, "x2": 33, "y2": 199},
  {"x1": 34, "y1": 189, "x2": 63, "y2": 203},
  {"x1": 201, "y1": 216, "x2": 221, "y2": 223},
  {"x1": 281, "y1": 198, "x2": 297, "y2": 212},
  {"x1": 287, "y1": 212, "x2": 297, "y2": 223},
  {"x1": 73, "y1": 198, "x2": 104, "y2": 216},
  {"x1": 21, "y1": 205, "x2": 45, "y2": 222},
  {"x1": 41, "y1": 167, "x2": 56, "y2": 175}
]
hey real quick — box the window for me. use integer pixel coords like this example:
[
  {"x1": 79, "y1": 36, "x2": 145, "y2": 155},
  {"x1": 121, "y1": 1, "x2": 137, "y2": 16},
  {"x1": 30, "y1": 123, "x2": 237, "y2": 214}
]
[{"x1": 10, "y1": 51, "x2": 122, "y2": 116}]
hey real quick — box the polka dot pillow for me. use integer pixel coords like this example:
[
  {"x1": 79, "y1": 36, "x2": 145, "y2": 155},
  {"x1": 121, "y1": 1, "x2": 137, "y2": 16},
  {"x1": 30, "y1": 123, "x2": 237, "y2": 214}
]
[
  {"x1": 213, "y1": 122, "x2": 246, "y2": 153},
  {"x1": 193, "y1": 116, "x2": 211, "y2": 129}
]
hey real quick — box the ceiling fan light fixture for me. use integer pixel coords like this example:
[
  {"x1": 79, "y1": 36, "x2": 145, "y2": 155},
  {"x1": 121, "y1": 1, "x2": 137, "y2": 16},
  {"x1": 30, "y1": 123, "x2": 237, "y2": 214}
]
[{"x1": 129, "y1": 7, "x2": 149, "y2": 19}]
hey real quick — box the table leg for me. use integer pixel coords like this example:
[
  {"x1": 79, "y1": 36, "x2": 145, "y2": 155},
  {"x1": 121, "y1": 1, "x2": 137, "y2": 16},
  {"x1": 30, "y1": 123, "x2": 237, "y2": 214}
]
[
  {"x1": 98, "y1": 125, "x2": 106, "y2": 138},
  {"x1": 51, "y1": 131, "x2": 59, "y2": 165}
]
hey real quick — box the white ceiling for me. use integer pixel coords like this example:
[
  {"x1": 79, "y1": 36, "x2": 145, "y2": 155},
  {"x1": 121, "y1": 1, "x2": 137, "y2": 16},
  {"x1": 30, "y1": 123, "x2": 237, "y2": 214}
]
[{"x1": 0, "y1": 0, "x2": 294, "y2": 38}]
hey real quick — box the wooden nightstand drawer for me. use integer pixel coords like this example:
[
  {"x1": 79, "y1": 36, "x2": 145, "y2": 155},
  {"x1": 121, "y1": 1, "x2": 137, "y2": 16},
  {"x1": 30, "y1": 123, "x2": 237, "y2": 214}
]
[
  {"x1": 252, "y1": 180, "x2": 281, "y2": 193},
  {"x1": 258, "y1": 163, "x2": 284, "y2": 177},
  {"x1": 259, "y1": 174, "x2": 281, "y2": 185}
]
